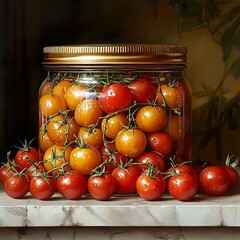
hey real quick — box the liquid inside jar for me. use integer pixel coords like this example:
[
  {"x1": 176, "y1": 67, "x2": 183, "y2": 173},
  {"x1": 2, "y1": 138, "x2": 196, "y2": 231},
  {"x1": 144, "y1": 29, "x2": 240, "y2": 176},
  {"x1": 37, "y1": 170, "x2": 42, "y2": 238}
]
[{"x1": 38, "y1": 70, "x2": 191, "y2": 175}]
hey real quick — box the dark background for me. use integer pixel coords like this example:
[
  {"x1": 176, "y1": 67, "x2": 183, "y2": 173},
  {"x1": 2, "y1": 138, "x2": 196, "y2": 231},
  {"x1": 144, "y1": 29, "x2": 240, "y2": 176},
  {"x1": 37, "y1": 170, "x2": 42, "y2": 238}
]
[
  {"x1": 3, "y1": 0, "x2": 238, "y2": 163},
  {"x1": 1, "y1": 0, "x2": 178, "y2": 160}
]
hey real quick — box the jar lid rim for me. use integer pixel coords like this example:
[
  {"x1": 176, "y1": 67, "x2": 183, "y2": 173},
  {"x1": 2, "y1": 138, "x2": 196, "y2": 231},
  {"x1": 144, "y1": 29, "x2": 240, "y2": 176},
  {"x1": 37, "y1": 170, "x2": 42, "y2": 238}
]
[
  {"x1": 44, "y1": 44, "x2": 187, "y2": 54},
  {"x1": 43, "y1": 44, "x2": 187, "y2": 66}
]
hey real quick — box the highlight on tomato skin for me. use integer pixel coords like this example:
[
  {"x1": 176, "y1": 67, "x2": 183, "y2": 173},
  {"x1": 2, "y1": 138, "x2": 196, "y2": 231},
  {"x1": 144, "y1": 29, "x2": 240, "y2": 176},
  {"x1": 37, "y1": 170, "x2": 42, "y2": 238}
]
[
  {"x1": 99, "y1": 83, "x2": 133, "y2": 114},
  {"x1": 57, "y1": 171, "x2": 87, "y2": 200},
  {"x1": 87, "y1": 173, "x2": 116, "y2": 201},
  {"x1": 135, "y1": 151, "x2": 166, "y2": 173},
  {"x1": 30, "y1": 175, "x2": 57, "y2": 200},
  {"x1": 39, "y1": 93, "x2": 67, "y2": 118},
  {"x1": 199, "y1": 166, "x2": 231, "y2": 196},
  {"x1": 167, "y1": 172, "x2": 198, "y2": 201},
  {"x1": 128, "y1": 78, "x2": 156, "y2": 103},
  {"x1": 14, "y1": 139, "x2": 40, "y2": 169},
  {"x1": 3, "y1": 167, "x2": 30, "y2": 199},
  {"x1": 101, "y1": 113, "x2": 129, "y2": 139},
  {"x1": 70, "y1": 145, "x2": 101, "y2": 175},
  {"x1": 136, "y1": 172, "x2": 166, "y2": 201},
  {"x1": 112, "y1": 165, "x2": 141, "y2": 194},
  {"x1": 147, "y1": 132, "x2": 173, "y2": 157},
  {"x1": 136, "y1": 106, "x2": 168, "y2": 133},
  {"x1": 0, "y1": 155, "x2": 20, "y2": 185},
  {"x1": 115, "y1": 128, "x2": 147, "y2": 158}
]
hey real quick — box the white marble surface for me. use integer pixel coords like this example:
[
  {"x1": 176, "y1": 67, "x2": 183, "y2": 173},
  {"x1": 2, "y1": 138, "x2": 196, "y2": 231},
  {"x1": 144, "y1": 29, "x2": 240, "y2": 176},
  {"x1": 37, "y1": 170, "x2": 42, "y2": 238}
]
[{"x1": 1, "y1": 185, "x2": 240, "y2": 227}]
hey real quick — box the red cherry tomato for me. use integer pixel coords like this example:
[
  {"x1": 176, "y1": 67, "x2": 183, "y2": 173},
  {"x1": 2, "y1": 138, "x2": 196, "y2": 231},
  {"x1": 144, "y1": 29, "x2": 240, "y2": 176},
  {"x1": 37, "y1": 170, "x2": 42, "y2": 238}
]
[
  {"x1": 199, "y1": 166, "x2": 231, "y2": 195},
  {"x1": 135, "y1": 151, "x2": 166, "y2": 172},
  {"x1": 168, "y1": 164, "x2": 198, "y2": 181},
  {"x1": 99, "y1": 83, "x2": 133, "y2": 114},
  {"x1": 30, "y1": 175, "x2": 57, "y2": 200},
  {"x1": 221, "y1": 165, "x2": 239, "y2": 190},
  {"x1": 100, "y1": 143, "x2": 129, "y2": 173},
  {"x1": 112, "y1": 166, "x2": 141, "y2": 194},
  {"x1": 220, "y1": 155, "x2": 240, "y2": 190},
  {"x1": 15, "y1": 140, "x2": 39, "y2": 169},
  {"x1": 136, "y1": 172, "x2": 166, "y2": 201},
  {"x1": 57, "y1": 171, "x2": 87, "y2": 200},
  {"x1": 128, "y1": 78, "x2": 156, "y2": 103},
  {"x1": 26, "y1": 162, "x2": 45, "y2": 181},
  {"x1": 165, "y1": 154, "x2": 184, "y2": 170},
  {"x1": 87, "y1": 173, "x2": 116, "y2": 200},
  {"x1": 4, "y1": 174, "x2": 29, "y2": 199},
  {"x1": 147, "y1": 132, "x2": 173, "y2": 157},
  {"x1": 0, "y1": 157, "x2": 20, "y2": 185},
  {"x1": 189, "y1": 160, "x2": 212, "y2": 175},
  {"x1": 168, "y1": 172, "x2": 198, "y2": 201}
]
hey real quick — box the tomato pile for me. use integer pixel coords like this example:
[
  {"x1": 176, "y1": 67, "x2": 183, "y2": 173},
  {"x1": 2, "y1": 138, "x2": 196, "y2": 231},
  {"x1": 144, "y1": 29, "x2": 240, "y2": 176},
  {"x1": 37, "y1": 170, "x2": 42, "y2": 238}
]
[
  {"x1": 0, "y1": 72, "x2": 239, "y2": 201},
  {"x1": 38, "y1": 72, "x2": 191, "y2": 173},
  {"x1": 0, "y1": 142, "x2": 239, "y2": 201}
]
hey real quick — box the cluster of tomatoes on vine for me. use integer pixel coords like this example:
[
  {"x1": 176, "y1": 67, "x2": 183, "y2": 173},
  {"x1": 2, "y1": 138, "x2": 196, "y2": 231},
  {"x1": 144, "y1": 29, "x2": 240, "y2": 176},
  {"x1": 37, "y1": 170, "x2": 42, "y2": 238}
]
[
  {"x1": 0, "y1": 139, "x2": 239, "y2": 201},
  {"x1": 37, "y1": 72, "x2": 190, "y2": 182},
  {"x1": 1, "y1": 71, "x2": 239, "y2": 201}
]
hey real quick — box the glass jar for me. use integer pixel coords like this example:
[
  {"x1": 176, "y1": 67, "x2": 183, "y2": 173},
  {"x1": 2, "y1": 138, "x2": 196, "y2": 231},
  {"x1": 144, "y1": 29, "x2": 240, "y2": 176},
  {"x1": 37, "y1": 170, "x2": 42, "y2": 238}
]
[{"x1": 39, "y1": 44, "x2": 191, "y2": 175}]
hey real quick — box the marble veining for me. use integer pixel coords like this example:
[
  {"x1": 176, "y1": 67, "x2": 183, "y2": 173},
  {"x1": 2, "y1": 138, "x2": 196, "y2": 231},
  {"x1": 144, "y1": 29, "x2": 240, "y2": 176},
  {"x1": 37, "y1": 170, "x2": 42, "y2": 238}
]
[{"x1": 1, "y1": 185, "x2": 240, "y2": 227}]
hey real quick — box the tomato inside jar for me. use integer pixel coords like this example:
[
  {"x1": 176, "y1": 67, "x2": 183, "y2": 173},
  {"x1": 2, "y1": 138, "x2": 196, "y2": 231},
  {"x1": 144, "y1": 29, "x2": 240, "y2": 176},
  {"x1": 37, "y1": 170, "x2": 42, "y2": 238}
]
[{"x1": 39, "y1": 44, "x2": 191, "y2": 175}]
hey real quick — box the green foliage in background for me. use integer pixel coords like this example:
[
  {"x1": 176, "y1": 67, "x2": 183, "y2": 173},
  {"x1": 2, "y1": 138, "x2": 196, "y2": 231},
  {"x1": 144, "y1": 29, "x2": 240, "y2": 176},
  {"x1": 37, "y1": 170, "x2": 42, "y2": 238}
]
[{"x1": 166, "y1": 0, "x2": 240, "y2": 159}]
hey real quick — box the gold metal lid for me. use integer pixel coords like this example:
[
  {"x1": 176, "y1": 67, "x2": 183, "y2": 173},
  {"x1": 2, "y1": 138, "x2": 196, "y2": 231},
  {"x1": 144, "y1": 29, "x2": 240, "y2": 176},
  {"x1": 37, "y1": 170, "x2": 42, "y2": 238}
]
[{"x1": 43, "y1": 44, "x2": 187, "y2": 66}]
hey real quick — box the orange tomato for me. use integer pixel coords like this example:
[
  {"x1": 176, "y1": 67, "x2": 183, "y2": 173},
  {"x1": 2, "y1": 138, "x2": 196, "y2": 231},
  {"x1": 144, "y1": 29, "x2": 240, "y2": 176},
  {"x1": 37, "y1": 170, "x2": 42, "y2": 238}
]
[
  {"x1": 70, "y1": 145, "x2": 101, "y2": 175},
  {"x1": 43, "y1": 144, "x2": 73, "y2": 176},
  {"x1": 164, "y1": 113, "x2": 184, "y2": 142},
  {"x1": 39, "y1": 81, "x2": 54, "y2": 97},
  {"x1": 136, "y1": 106, "x2": 168, "y2": 132},
  {"x1": 47, "y1": 115, "x2": 80, "y2": 145},
  {"x1": 164, "y1": 113, "x2": 187, "y2": 157},
  {"x1": 39, "y1": 93, "x2": 67, "y2": 118},
  {"x1": 74, "y1": 99, "x2": 103, "y2": 127},
  {"x1": 115, "y1": 128, "x2": 147, "y2": 158},
  {"x1": 64, "y1": 84, "x2": 89, "y2": 109},
  {"x1": 53, "y1": 80, "x2": 72, "y2": 98},
  {"x1": 78, "y1": 127, "x2": 103, "y2": 149},
  {"x1": 39, "y1": 125, "x2": 55, "y2": 152},
  {"x1": 101, "y1": 113, "x2": 128, "y2": 139},
  {"x1": 156, "y1": 84, "x2": 183, "y2": 109}
]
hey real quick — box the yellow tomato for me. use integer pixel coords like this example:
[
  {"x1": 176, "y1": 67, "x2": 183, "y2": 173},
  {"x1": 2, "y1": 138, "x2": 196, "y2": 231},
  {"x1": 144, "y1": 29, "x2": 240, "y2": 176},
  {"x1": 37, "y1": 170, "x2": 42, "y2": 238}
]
[
  {"x1": 74, "y1": 99, "x2": 103, "y2": 127},
  {"x1": 101, "y1": 113, "x2": 128, "y2": 139},
  {"x1": 47, "y1": 115, "x2": 79, "y2": 145},
  {"x1": 39, "y1": 81, "x2": 54, "y2": 97},
  {"x1": 156, "y1": 84, "x2": 183, "y2": 109},
  {"x1": 115, "y1": 128, "x2": 147, "y2": 158},
  {"x1": 70, "y1": 146, "x2": 101, "y2": 175},
  {"x1": 78, "y1": 127, "x2": 103, "y2": 149},
  {"x1": 136, "y1": 106, "x2": 168, "y2": 132},
  {"x1": 164, "y1": 113, "x2": 184, "y2": 142},
  {"x1": 39, "y1": 125, "x2": 55, "y2": 152},
  {"x1": 53, "y1": 80, "x2": 72, "y2": 98},
  {"x1": 39, "y1": 93, "x2": 67, "y2": 118},
  {"x1": 43, "y1": 144, "x2": 73, "y2": 176},
  {"x1": 64, "y1": 84, "x2": 89, "y2": 109}
]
